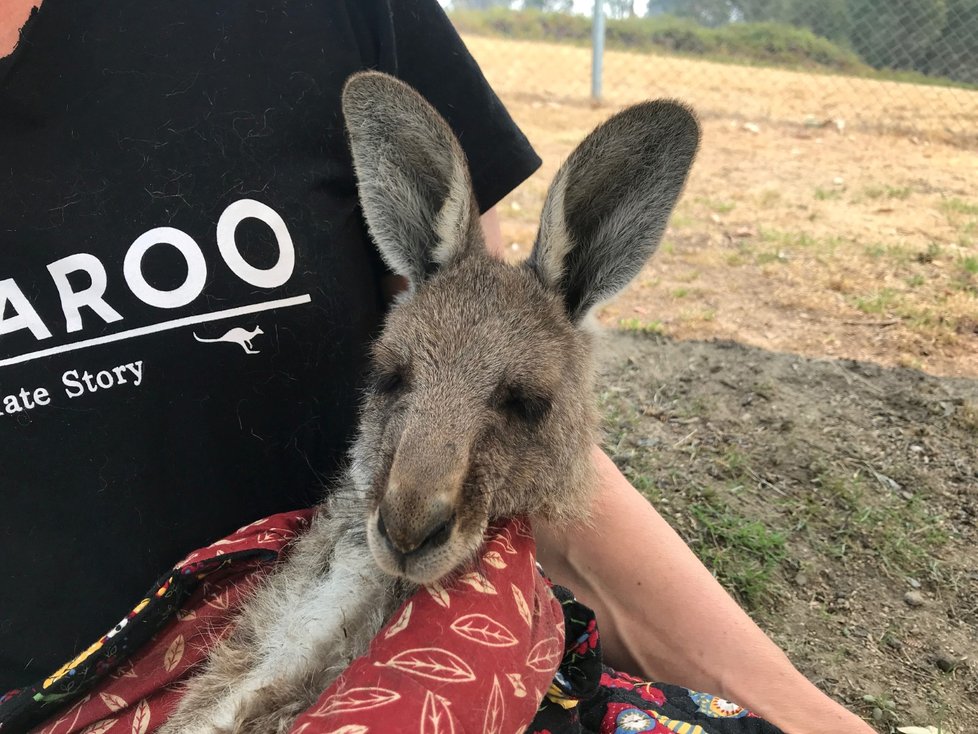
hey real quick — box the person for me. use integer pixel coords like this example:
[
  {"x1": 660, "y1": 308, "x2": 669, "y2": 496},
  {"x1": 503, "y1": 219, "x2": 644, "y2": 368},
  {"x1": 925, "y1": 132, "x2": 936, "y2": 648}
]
[{"x1": 0, "y1": 1, "x2": 874, "y2": 733}]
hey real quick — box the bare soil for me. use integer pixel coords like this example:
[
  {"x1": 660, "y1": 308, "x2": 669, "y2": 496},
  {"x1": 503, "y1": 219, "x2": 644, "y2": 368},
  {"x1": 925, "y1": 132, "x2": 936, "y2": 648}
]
[
  {"x1": 462, "y1": 35, "x2": 978, "y2": 733},
  {"x1": 596, "y1": 333, "x2": 977, "y2": 733},
  {"x1": 466, "y1": 35, "x2": 978, "y2": 379}
]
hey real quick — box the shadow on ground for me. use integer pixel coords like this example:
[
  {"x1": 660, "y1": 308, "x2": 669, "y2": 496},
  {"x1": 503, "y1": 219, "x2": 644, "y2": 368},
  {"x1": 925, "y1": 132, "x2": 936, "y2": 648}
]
[{"x1": 596, "y1": 331, "x2": 978, "y2": 732}]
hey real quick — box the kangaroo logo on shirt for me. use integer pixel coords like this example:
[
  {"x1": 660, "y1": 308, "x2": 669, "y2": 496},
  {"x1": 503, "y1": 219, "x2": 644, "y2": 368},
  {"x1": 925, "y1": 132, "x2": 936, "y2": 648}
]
[
  {"x1": 0, "y1": 198, "x2": 312, "y2": 369},
  {"x1": 194, "y1": 326, "x2": 264, "y2": 355}
]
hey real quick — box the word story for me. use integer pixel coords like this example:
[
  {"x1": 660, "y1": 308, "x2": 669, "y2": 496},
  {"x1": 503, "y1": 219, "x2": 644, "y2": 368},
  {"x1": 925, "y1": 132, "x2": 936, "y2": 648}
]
[{"x1": 1, "y1": 360, "x2": 144, "y2": 416}]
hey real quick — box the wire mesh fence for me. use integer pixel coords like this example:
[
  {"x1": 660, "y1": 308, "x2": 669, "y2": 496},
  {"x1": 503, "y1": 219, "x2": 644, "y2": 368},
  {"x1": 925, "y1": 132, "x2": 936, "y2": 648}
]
[
  {"x1": 446, "y1": 1, "x2": 978, "y2": 145},
  {"x1": 442, "y1": 1, "x2": 978, "y2": 380}
]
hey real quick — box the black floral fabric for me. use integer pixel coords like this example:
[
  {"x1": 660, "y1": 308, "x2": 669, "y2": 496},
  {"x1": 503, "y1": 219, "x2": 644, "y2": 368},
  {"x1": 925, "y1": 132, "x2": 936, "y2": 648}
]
[{"x1": 530, "y1": 585, "x2": 785, "y2": 734}]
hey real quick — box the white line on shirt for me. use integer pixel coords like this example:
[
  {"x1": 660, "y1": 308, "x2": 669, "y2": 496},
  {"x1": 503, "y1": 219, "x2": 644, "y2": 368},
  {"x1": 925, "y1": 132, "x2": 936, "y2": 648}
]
[{"x1": 0, "y1": 294, "x2": 313, "y2": 368}]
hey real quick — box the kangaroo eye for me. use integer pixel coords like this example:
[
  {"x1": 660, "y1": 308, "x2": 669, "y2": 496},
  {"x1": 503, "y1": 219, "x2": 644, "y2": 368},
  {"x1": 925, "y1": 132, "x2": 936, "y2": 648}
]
[
  {"x1": 499, "y1": 384, "x2": 552, "y2": 424},
  {"x1": 373, "y1": 368, "x2": 406, "y2": 395}
]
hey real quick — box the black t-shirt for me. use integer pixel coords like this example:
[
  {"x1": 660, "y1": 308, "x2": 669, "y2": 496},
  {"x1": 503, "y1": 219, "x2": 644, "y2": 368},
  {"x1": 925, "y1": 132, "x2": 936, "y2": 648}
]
[{"x1": 0, "y1": 0, "x2": 540, "y2": 691}]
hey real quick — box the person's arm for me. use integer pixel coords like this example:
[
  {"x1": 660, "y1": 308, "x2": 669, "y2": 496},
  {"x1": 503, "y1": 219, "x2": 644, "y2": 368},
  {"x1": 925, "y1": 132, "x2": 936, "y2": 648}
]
[
  {"x1": 534, "y1": 446, "x2": 875, "y2": 734},
  {"x1": 479, "y1": 198, "x2": 871, "y2": 732},
  {"x1": 0, "y1": 1, "x2": 38, "y2": 57},
  {"x1": 480, "y1": 207, "x2": 504, "y2": 254}
]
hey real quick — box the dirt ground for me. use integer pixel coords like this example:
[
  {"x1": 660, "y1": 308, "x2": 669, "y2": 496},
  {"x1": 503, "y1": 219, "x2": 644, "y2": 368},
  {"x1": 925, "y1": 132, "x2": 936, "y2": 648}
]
[
  {"x1": 462, "y1": 35, "x2": 978, "y2": 733},
  {"x1": 464, "y1": 35, "x2": 978, "y2": 379},
  {"x1": 598, "y1": 333, "x2": 977, "y2": 733}
]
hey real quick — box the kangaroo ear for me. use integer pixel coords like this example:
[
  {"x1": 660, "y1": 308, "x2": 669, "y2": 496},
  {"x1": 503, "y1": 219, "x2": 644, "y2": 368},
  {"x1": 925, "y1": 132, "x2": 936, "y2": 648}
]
[
  {"x1": 342, "y1": 71, "x2": 482, "y2": 291},
  {"x1": 528, "y1": 100, "x2": 700, "y2": 322}
]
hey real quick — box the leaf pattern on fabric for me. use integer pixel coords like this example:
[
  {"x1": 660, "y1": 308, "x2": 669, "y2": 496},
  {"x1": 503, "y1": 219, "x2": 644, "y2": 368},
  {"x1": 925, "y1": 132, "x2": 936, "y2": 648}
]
[
  {"x1": 1, "y1": 514, "x2": 300, "y2": 734},
  {"x1": 308, "y1": 687, "x2": 401, "y2": 717},
  {"x1": 506, "y1": 673, "x2": 528, "y2": 698},
  {"x1": 456, "y1": 571, "x2": 497, "y2": 595},
  {"x1": 208, "y1": 537, "x2": 239, "y2": 547},
  {"x1": 110, "y1": 663, "x2": 137, "y2": 680},
  {"x1": 491, "y1": 528, "x2": 518, "y2": 555},
  {"x1": 258, "y1": 530, "x2": 291, "y2": 544},
  {"x1": 384, "y1": 601, "x2": 413, "y2": 640},
  {"x1": 420, "y1": 691, "x2": 456, "y2": 734},
  {"x1": 42, "y1": 694, "x2": 93, "y2": 734},
  {"x1": 79, "y1": 719, "x2": 118, "y2": 734},
  {"x1": 483, "y1": 675, "x2": 505, "y2": 734},
  {"x1": 482, "y1": 550, "x2": 507, "y2": 569},
  {"x1": 526, "y1": 637, "x2": 563, "y2": 673},
  {"x1": 450, "y1": 614, "x2": 518, "y2": 647},
  {"x1": 162, "y1": 635, "x2": 185, "y2": 673},
  {"x1": 203, "y1": 587, "x2": 230, "y2": 611},
  {"x1": 98, "y1": 692, "x2": 127, "y2": 713},
  {"x1": 511, "y1": 518, "x2": 533, "y2": 540},
  {"x1": 377, "y1": 648, "x2": 476, "y2": 683},
  {"x1": 8, "y1": 513, "x2": 782, "y2": 734},
  {"x1": 424, "y1": 581, "x2": 451, "y2": 608},
  {"x1": 511, "y1": 582, "x2": 533, "y2": 627},
  {"x1": 129, "y1": 699, "x2": 150, "y2": 734}
]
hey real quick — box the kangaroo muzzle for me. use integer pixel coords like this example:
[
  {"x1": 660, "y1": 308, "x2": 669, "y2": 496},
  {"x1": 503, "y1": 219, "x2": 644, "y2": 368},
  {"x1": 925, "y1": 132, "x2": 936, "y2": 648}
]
[{"x1": 374, "y1": 432, "x2": 470, "y2": 570}]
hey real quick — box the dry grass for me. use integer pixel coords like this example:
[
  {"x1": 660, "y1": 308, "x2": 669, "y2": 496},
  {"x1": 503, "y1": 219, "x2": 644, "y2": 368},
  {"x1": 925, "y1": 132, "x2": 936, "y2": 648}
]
[
  {"x1": 464, "y1": 35, "x2": 978, "y2": 377},
  {"x1": 464, "y1": 35, "x2": 978, "y2": 143}
]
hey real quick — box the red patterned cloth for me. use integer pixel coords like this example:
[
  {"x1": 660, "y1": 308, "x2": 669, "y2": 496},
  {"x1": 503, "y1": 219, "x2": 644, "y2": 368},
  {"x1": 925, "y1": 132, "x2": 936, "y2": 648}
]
[
  {"x1": 292, "y1": 520, "x2": 564, "y2": 734},
  {"x1": 11, "y1": 514, "x2": 563, "y2": 734}
]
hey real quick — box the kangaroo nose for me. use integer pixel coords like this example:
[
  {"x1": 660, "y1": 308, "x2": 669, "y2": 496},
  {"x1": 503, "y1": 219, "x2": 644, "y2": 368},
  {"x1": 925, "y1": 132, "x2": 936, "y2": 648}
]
[{"x1": 377, "y1": 501, "x2": 456, "y2": 557}]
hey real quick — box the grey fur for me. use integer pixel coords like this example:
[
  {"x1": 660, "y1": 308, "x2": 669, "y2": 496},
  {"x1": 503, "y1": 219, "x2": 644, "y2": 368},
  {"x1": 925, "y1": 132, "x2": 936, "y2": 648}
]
[
  {"x1": 159, "y1": 71, "x2": 699, "y2": 734},
  {"x1": 529, "y1": 100, "x2": 700, "y2": 321},
  {"x1": 342, "y1": 71, "x2": 483, "y2": 290}
]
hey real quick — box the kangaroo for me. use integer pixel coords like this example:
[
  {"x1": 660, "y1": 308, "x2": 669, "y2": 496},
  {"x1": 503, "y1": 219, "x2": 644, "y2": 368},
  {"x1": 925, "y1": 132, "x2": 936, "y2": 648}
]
[
  {"x1": 159, "y1": 71, "x2": 699, "y2": 734},
  {"x1": 193, "y1": 326, "x2": 264, "y2": 354}
]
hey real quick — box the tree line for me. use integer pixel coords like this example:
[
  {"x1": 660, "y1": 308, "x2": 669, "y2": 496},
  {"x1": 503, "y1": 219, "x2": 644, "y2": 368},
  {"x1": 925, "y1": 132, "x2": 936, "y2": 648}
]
[{"x1": 450, "y1": 0, "x2": 978, "y2": 84}]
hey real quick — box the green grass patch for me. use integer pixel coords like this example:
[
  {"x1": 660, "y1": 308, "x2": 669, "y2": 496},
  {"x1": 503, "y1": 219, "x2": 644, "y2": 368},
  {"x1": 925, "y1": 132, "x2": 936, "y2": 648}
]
[
  {"x1": 755, "y1": 250, "x2": 788, "y2": 265},
  {"x1": 725, "y1": 252, "x2": 750, "y2": 267},
  {"x1": 451, "y1": 9, "x2": 977, "y2": 89},
  {"x1": 940, "y1": 198, "x2": 978, "y2": 217},
  {"x1": 852, "y1": 288, "x2": 899, "y2": 314},
  {"x1": 863, "y1": 184, "x2": 914, "y2": 200},
  {"x1": 689, "y1": 496, "x2": 788, "y2": 609},
  {"x1": 863, "y1": 242, "x2": 913, "y2": 264},
  {"x1": 450, "y1": 9, "x2": 868, "y2": 74},
  {"x1": 669, "y1": 212, "x2": 695, "y2": 229},
  {"x1": 951, "y1": 257, "x2": 978, "y2": 294},
  {"x1": 716, "y1": 447, "x2": 753, "y2": 480},
  {"x1": 759, "y1": 229, "x2": 840, "y2": 252},
  {"x1": 814, "y1": 187, "x2": 842, "y2": 201},
  {"x1": 786, "y1": 468, "x2": 949, "y2": 577},
  {"x1": 617, "y1": 318, "x2": 664, "y2": 335},
  {"x1": 698, "y1": 197, "x2": 736, "y2": 214},
  {"x1": 957, "y1": 402, "x2": 978, "y2": 436},
  {"x1": 677, "y1": 307, "x2": 716, "y2": 323}
]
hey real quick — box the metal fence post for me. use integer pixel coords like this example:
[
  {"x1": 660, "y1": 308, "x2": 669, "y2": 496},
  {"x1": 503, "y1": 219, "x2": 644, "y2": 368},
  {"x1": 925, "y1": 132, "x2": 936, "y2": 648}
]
[{"x1": 591, "y1": 0, "x2": 606, "y2": 102}]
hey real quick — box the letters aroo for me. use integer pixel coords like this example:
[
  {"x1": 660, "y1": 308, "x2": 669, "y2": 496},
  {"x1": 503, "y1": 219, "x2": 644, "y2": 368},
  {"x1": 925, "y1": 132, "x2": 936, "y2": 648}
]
[{"x1": 0, "y1": 199, "x2": 295, "y2": 346}]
